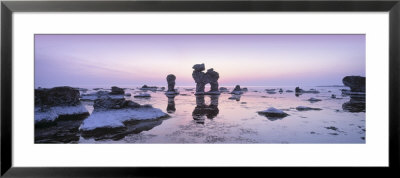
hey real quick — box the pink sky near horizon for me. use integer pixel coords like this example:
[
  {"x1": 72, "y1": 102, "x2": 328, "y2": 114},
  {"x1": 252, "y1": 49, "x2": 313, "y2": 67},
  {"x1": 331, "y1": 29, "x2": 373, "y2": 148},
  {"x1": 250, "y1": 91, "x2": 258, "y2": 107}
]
[{"x1": 34, "y1": 34, "x2": 365, "y2": 88}]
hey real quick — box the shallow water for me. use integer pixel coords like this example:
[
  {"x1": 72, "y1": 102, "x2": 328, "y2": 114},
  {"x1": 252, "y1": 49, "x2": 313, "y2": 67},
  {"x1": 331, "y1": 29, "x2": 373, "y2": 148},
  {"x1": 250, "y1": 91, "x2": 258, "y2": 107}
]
[{"x1": 35, "y1": 86, "x2": 366, "y2": 144}]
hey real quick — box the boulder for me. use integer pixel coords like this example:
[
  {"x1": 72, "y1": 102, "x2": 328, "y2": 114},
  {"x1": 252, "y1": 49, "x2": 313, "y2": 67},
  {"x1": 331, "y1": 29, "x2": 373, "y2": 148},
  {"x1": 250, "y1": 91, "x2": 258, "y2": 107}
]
[
  {"x1": 257, "y1": 107, "x2": 289, "y2": 118},
  {"x1": 342, "y1": 76, "x2": 366, "y2": 92},
  {"x1": 35, "y1": 86, "x2": 80, "y2": 107},
  {"x1": 34, "y1": 86, "x2": 89, "y2": 125},
  {"x1": 109, "y1": 86, "x2": 125, "y2": 95}
]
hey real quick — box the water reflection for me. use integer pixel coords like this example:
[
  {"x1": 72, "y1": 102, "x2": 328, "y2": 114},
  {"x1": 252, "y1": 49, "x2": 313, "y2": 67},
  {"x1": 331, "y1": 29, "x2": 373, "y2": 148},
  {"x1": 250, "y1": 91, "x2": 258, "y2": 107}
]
[
  {"x1": 166, "y1": 96, "x2": 176, "y2": 113},
  {"x1": 35, "y1": 114, "x2": 89, "y2": 143},
  {"x1": 192, "y1": 95, "x2": 219, "y2": 124},
  {"x1": 342, "y1": 96, "x2": 365, "y2": 112}
]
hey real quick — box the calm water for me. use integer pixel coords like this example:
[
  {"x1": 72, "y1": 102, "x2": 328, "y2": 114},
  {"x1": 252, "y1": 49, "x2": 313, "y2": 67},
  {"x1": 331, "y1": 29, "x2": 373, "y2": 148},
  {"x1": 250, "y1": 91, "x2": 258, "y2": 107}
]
[{"x1": 35, "y1": 86, "x2": 366, "y2": 144}]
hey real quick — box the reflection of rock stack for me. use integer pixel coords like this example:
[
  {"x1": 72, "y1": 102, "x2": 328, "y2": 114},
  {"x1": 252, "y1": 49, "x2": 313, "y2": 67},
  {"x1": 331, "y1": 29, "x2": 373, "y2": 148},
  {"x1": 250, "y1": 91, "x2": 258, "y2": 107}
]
[
  {"x1": 192, "y1": 95, "x2": 219, "y2": 124},
  {"x1": 192, "y1": 63, "x2": 220, "y2": 95},
  {"x1": 166, "y1": 96, "x2": 176, "y2": 113},
  {"x1": 341, "y1": 76, "x2": 366, "y2": 112}
]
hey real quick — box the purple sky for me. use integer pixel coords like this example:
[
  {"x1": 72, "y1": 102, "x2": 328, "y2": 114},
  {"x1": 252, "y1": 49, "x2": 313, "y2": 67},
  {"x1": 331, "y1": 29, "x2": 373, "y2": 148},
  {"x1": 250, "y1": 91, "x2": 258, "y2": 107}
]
[{"x1": 35, "y1": 34, "x2": 365, "y2": 87}]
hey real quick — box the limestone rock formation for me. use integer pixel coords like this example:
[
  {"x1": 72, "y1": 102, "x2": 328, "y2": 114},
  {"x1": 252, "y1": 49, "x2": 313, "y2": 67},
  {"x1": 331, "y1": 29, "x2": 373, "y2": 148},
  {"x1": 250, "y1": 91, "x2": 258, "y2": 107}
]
[
  {"x1": 342, "y1": 76, "x2": 366, "y2": 92},
  {"x1": 165, "y1": 74, "x2": 179, "y2": 95},
  {"x1": 192, "y1": 63, "x2": 220, "y2": 95}
]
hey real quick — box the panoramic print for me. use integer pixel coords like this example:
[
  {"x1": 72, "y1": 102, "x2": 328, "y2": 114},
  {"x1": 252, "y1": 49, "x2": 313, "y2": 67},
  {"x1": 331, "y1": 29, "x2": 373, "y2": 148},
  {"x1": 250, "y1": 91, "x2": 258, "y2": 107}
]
[{"x1": 34, "y1": 34, "x2": 366, "y2": 143}]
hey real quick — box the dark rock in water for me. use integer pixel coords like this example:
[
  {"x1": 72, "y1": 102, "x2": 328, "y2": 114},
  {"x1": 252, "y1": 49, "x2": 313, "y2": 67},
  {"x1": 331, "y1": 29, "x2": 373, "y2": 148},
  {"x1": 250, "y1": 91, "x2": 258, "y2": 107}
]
[
  {"x1": 286, "y1": 90, "x2": 294, "y2": 93},
  {"x1": 93, "y1": 96, "x2": 140, "y2": 110},
  {"x1": 230, "y1": 85, "x2": 243, "y2": 95},
  {"x1": 257, "y1": 107, "x2": 289, "y2": 121},
  {"x1": 295, "y1": 87, "x2": 319, "y2": 94},
  {"x1": 296, "y1": 106, "x2": 322, "y2": 111},
  {"x1": 279, "y1": 88, "x2": 283, "y2": 93},
  {"x1": 165, "y1": 74, "x2": 179, "y2": 96},
  {"x1": 166, "y1": 74, "x2": 176, "y2": 92},
  {"x1": 233, "y1": 85, "x2": 241, "y2": 91},
  {"x1": 242, "y1": 88, "x2": 248, "y2": 92},
  {"x1": 342, "y1": 97, "x2": 365, "y2": 112},
  {"x1": 342, "y1": 76, "x2": 365, "y2": 92},
  {"x1": 109, "y1": 86, "x2": 125, "y2": 95},
  {"x1": 307, "y1": 97, "x2": 322, "y2": 102},
  {"x1": 140, "y1": 85, "x2": 158, "y2": 91},
  {"x1": 295, "y1": 87, "x2": 302, "y2": 93},
  {"x1": 192, "y1": 95, "x2": 219, "y2": 124},
  {"x1": 331, "y1": 94, "x2": 336, "y2": 99},
  {"x1": 192, "y1": 63, "x2": 220, "y2": 95},
  {"x1": 35, "y1": 86, "x2": 81, "y2": 107}
]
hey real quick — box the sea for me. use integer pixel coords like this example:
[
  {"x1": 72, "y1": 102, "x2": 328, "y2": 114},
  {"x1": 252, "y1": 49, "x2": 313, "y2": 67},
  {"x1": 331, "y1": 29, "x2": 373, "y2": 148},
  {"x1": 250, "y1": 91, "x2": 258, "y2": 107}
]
[{"x1": 35, "y1": 85, "x2": 366, "y2": 144}]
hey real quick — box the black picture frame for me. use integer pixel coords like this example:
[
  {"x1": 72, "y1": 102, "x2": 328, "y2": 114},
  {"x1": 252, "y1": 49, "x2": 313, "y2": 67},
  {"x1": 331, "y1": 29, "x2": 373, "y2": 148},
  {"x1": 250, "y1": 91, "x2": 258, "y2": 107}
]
[{"x1": 1, "y1": 0, "x2": 399, "y2": 177}]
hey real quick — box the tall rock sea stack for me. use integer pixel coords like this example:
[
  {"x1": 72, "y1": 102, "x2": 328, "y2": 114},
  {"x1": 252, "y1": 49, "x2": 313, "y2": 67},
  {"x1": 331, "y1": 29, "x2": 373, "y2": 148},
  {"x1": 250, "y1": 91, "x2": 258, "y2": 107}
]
[{"x1": 192, "y1": 63, "x2": 220, "y2": 95}]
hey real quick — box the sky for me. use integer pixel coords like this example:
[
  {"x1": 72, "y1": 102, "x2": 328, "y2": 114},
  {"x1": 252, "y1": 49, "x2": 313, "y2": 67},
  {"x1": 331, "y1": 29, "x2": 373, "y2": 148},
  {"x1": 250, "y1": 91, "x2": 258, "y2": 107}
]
[{"x1": 35, "y1": 34, "x2": 365, "y2": 88}]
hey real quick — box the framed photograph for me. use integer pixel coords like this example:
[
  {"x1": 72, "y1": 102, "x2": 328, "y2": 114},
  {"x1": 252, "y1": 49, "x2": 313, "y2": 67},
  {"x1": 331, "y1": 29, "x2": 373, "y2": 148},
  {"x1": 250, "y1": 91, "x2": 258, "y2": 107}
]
[{"x1": 2, "y1": 0, "x2": 399, "y2": 176}]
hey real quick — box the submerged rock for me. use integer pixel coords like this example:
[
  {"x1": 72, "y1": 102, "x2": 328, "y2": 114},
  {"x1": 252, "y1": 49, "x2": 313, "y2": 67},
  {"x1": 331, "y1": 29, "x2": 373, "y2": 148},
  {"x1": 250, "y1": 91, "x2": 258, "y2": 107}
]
[
  {"x1": 257, "y1": 107, "x2": 289, "y2": 119},
  {"x1": 307, "y1": 97, "x2": 322, "y2": 102},
  {"x1": 342, "y1": 76, "x2": 365, "y2": 92},
  {"x1": 296, "y1": 106, "x2": 322, "y2": 111},
  {"x1": 134, "y1": 93, "x2": 151, "y2": 98},
  {"x1": 286, "y1": 90, "x2": 294, "y2": 93}
]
